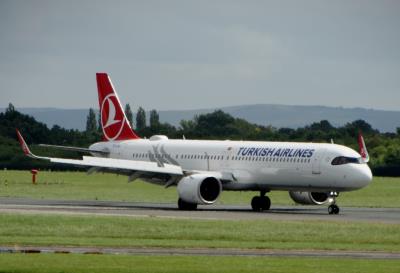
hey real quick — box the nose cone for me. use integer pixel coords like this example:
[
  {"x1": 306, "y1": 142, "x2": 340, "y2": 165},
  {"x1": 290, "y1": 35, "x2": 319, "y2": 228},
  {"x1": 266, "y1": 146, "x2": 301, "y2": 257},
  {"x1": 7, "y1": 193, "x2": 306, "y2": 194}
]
[{"x1": 353, "y1": 164, "x2": 373, "y2": 189}]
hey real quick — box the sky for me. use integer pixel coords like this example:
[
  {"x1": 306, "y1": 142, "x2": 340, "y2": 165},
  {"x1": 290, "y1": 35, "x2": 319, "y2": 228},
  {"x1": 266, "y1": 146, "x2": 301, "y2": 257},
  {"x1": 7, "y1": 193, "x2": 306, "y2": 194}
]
[{"x1": 0, "y1": 0, "x2": 399, "y2": 111}]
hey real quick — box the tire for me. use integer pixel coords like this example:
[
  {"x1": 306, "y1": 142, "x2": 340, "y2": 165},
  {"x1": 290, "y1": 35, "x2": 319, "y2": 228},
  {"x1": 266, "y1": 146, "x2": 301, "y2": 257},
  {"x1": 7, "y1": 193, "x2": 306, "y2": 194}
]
[
  {"x1": 251, "y1": 196, "x2": 262, "y2": 212},
  {"x1": 333, "y1": 205, "x2": 340, "y2": 215},
  {"x1": 261, "y1": 196, "x2": 271, "y2": 211},
  {"x1": 178, "y1": 198, "x2": 198, "y2": 211},
  {"x1": 328, "y1": 205, "x2": 339, "y2": 215}
]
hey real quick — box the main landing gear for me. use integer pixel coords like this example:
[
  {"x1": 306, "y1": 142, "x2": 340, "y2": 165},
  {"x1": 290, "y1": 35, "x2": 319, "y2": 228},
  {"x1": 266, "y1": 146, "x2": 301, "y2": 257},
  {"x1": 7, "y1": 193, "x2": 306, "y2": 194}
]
[
  {"x1": 327, "y1": 192, "x2": 340, "y2": 215},
  {"x1": 251, "y1": 191, "x2": 271, "y2": 212},
  {"x1": 178, "y1": 198, "x2": 198, "y2": 211}
]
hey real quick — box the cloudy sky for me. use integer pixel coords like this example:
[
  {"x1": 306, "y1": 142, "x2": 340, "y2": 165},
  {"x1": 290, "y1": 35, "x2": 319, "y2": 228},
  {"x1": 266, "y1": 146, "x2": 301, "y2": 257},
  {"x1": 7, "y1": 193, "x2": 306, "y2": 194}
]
[{"x1": 0, "y1": 0, "x2": 399, "y2": 111}]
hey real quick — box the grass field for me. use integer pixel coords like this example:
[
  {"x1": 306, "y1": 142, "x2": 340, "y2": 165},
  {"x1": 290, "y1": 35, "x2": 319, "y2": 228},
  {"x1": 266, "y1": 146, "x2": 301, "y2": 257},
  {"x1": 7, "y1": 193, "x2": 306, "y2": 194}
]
[
  {"x1": 1, "y1": 213, "x2": 399, "y2": 251},
  {"x1": 0, "y1": 170, "x2": 399, "y2": 208},
  {"x1": 1, "y1": 254, "x2": 399, "y2": 273}
]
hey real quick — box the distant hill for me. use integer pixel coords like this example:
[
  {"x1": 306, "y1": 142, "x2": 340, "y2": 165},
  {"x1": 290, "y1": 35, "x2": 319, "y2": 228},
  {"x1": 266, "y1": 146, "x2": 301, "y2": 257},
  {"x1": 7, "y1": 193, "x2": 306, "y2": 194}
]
[{"x1": 1, "y1": 105, "x2": 400, "y2": 132}]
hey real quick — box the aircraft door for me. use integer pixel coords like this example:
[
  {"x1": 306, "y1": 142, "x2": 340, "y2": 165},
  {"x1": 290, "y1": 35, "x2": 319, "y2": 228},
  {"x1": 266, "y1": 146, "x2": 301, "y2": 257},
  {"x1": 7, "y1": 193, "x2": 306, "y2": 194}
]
[
  {"x1": 222, "y1": 146, "x2": 234, "y2": 170},
  {"x1": 312, "y1": 148, "x2": 325, "y2": 175}
]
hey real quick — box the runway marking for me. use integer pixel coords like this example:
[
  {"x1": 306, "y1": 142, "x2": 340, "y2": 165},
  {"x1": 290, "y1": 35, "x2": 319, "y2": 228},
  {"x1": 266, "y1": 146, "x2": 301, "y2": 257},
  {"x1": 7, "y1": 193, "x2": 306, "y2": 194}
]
[
  {"x1": 0, "y1": 245, "x2": 399, "y2": 259},
  {"x1": 0, "y1": 207, "x2": 221, "y2": 221}
]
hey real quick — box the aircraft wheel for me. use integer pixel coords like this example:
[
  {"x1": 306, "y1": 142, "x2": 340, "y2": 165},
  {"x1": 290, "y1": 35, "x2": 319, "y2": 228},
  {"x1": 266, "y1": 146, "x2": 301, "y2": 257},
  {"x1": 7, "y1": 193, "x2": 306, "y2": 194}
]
[
  {"x1": 178, "y1": 198, "x2": 198, "y2": 211},
  {"x1": 251, "y1": 196, "x2": 262, "y2": 211},
  {"x1": 251, "y1": 196, "x2": 271, "y2": 212},
  {"x1": 328, "y1": 204, "x2": 340, "y2": 215},
  {"x1": 261, "y1": 196, "x2": 271, "y2": 211}
]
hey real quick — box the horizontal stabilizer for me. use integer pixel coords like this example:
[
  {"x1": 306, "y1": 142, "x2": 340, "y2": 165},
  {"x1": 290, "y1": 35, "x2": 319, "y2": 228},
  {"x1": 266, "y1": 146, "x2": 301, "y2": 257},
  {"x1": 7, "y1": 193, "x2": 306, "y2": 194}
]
[{"x1": 39, "y1": 144, "x2": 109, "y2": 155}]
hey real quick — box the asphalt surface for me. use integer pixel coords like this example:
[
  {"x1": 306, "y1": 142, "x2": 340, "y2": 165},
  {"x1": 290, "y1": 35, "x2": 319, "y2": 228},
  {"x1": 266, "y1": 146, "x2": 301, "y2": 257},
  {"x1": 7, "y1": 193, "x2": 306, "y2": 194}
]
[
  {"x1": 1, "y1": 197, "x2": 400, "y2": 223},
  {"x1": 1, "y1": 245, "x2": 400, "y2": 259}
]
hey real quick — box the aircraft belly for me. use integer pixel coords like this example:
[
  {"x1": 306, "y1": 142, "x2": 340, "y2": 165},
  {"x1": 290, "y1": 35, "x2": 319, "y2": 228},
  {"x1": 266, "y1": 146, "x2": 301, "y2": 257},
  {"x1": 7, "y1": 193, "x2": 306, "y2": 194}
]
[{"x1": 225, "y1": 165, "x2": 328, "y2": 191}]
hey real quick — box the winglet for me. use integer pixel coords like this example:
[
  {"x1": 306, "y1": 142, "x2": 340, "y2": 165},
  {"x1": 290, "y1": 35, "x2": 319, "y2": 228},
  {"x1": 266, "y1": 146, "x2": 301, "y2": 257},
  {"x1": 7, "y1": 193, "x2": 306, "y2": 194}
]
[
  {"x1": 16, "y1": 129, "x2": 33, "y2": 156},
  {"x1": 15, "y1": 129, "x2": 46, "y2": 160},
  {"x1": 358, "y1": 132, "x2": 370, "y2": 163}
]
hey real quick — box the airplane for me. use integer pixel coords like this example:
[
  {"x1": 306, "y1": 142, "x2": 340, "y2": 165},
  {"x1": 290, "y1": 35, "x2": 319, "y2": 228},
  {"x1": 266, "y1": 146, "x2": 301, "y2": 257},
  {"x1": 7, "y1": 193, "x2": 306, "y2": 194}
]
[{"x1": 16, "y1": 73, "x2": 373, "y2": 215}]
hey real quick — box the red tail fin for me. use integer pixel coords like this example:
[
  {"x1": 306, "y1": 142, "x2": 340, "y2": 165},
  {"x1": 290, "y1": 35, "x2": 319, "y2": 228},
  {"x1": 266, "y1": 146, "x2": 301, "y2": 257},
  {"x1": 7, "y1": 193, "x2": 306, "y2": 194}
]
[
  {"x1": 358, "y1": 132, "x2": 369, "y2": 163},
  {"x1": 96, "y1": 73, "x2": 140, "y2": 141}
]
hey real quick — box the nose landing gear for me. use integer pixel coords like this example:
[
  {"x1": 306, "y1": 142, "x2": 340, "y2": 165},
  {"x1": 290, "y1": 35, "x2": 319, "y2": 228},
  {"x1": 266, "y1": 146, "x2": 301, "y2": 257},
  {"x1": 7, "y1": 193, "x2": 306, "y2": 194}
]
[
  {"x1": 328, "y1": 192, "x2": 340, "y2": 215},
  {"x1": 328, "y1": 204, "x2": 340, "y2": 214}
]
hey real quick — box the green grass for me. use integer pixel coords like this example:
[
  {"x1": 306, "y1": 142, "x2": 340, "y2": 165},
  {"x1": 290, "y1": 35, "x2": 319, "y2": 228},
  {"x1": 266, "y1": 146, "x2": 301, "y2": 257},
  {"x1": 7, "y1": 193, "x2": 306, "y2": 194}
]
[
  {"x1": 1, "y1": 213, "x2": 399, "y2": 252},
  {"x1": 1, "y1": 172, "x2": 398, "y2": 273},
  {"x1": 0, "y1": 170, "x2": 399, "y2": 208},
  {"x1": 1, "y1": 254, "x2": 399, "y2": 273}
]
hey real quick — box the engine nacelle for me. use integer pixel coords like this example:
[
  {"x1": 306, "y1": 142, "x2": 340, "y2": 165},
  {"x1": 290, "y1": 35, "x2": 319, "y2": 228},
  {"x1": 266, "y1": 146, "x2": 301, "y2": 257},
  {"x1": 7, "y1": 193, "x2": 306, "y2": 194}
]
[
  {"x1": 289, "y1": 191, "x2": 332, "y2": 205},
  {"x1": 177, "y1": 174, "x2": 222, "y2": 205}
]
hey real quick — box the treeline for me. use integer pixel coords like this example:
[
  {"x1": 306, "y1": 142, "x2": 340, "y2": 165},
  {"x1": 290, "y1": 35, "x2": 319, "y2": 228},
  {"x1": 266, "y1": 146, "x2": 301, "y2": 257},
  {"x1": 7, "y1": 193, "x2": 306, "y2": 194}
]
[{"x1": 1, "y1": 103, "x2": 400, "y2": 175}]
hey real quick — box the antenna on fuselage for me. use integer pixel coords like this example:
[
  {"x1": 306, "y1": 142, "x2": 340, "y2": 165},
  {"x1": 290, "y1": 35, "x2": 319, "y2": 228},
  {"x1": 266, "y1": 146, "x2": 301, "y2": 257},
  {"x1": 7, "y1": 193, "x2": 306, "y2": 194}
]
[{"x1": 330, "y1": 138, "x2": 334, "y2": 144}]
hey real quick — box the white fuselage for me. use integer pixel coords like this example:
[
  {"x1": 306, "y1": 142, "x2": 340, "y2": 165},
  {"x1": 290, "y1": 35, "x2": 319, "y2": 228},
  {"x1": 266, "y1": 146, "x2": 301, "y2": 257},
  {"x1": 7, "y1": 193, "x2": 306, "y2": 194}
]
[{"x1": 90, "y1": 137, "x2": 372, "y2": 192}]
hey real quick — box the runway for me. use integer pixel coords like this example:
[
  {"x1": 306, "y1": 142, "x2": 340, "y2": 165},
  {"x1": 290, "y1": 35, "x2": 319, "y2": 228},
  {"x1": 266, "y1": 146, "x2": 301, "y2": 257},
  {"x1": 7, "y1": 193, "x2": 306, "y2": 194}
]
[
  {"x1": 1, "y1": 197, "x2": 400, "y2": 223},
  {"x1": 1, "y1": 245, "x2": 400, "y2": 259}
]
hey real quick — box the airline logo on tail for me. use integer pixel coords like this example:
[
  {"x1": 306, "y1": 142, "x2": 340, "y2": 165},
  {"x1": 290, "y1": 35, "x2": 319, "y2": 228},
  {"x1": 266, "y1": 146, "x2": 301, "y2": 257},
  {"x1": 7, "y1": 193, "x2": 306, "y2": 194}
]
[
  {"x1": 96, "y1": 73, "x2": 140, "y2": 141},
  {"x1": 102, "y1": 94, "x2": 121, "y2": 128},
  {"x1": 101, "y1": 93, "x2": 125, "y2": 140}
]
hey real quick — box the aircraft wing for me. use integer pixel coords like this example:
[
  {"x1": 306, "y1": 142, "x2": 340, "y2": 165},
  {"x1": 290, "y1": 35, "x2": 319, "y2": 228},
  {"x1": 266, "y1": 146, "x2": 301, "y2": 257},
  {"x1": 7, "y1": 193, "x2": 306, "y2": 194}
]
[
  {"x1": 16, "y1": 129, "x2": 183, "y2": 177},
  {"x1": 50, "y1": 156, "x2": 183, "y2": 175}
]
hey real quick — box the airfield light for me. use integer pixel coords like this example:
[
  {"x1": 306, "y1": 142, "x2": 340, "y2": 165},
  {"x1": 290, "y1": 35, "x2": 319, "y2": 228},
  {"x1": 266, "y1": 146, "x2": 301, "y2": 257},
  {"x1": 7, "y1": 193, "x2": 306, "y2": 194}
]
[{"x1": 30, "y1": 169, "x2": 38, "y2": 185}]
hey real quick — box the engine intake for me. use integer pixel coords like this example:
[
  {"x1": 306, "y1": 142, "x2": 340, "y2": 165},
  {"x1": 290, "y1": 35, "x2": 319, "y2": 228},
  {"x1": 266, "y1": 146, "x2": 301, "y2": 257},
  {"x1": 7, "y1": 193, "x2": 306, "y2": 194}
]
[
  {"x1": 177, "y1": 174, "x2": 222, "y2": 205},
  {"x1": 289, "y1": 191, "x2": 331, "y2": 205}
]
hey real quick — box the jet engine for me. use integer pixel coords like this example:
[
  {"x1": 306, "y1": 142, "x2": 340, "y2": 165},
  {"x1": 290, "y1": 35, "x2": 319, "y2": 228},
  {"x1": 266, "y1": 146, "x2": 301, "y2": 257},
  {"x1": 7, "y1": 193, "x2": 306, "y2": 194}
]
[
  {"x1": 177, "y1": 174, "x2": 222, "y2": 205},
  {"x1": 289, "y1": 191, "x2": 332, "y2": 205}
]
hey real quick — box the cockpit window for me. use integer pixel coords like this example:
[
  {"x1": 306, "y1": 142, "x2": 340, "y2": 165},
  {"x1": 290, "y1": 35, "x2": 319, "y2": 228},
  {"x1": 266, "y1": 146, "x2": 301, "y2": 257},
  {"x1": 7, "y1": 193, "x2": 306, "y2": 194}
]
[{"x1": 331, "y1": 156, "x2": 362, "y2": 165}]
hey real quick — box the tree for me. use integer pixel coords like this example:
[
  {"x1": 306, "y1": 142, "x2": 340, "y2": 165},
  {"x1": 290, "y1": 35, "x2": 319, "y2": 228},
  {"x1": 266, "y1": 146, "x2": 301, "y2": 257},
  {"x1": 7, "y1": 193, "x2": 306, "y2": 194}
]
[
  {"x1": 97, "y1": 112, "x2": 102, "y2": 132},
  {"x1": 125, "y1": 104, "x2": 133, "y2": 127},
  {"x1": 310, "y1": 120, "x2": 334, "y2": 131},
  {"x1": 86, "y1": 108, "x2": 97, "y2": 133},
  {"x1": 149, "y1": 109, "x2": 160, "y2": 130},
  {"x1": 5, "y1": 103, "x2": 15, "y2": 114},
  {"x1": 195, "y1": 110, "x2": 237, "y2": 137},
  {"x1": 384, "y1": 144, "x2": 400, "y2": 165},
  {"x1": 136, "y1": 107, "x2": 146, "y2": 131},
  {"x1": 344, "y1": 120, "x2": 376, "y2": 136}
]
